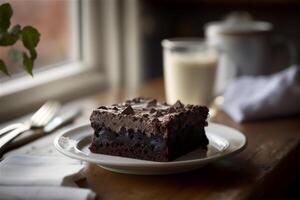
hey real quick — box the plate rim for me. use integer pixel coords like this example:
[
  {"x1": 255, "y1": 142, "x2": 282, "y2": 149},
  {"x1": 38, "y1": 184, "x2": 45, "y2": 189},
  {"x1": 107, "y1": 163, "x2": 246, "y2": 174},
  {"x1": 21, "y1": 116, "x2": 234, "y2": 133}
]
[{"x1": 54, "y1": 122, "x2": 247, "y2": 167}]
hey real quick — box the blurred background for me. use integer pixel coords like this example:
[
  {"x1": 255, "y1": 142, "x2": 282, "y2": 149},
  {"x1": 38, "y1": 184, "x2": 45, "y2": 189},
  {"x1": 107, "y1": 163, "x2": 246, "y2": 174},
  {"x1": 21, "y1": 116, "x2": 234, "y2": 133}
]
[
  {"x1": 0, "y1": 0, "x2": 300, "y2": 118},
  {"x1": 140, "y1": 0, "x2": 300, "y2": 80},
  {"x1": 1, "y1": 0, "x2": 300, "y2": 81}
]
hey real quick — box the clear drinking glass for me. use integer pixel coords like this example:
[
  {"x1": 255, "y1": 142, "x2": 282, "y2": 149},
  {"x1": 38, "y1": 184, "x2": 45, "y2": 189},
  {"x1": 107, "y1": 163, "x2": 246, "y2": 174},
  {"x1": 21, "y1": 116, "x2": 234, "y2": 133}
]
[{"x1": 162, "y1": 38, "x2": 218, "y2": 106}]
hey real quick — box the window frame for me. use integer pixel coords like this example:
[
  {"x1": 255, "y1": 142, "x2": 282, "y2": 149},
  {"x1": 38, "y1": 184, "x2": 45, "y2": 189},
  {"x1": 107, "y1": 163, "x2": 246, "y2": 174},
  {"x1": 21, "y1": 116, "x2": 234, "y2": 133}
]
[{"x1": 0, "y1": 0, "x2": 106, "y2": 121}]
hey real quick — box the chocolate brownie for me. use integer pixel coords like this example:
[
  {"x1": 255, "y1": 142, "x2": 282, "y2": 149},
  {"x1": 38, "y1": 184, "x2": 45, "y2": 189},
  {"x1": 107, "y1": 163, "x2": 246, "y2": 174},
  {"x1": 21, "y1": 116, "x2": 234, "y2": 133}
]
[{"x1": 89, "y1": 97, "x2": 209, "y2": 162}]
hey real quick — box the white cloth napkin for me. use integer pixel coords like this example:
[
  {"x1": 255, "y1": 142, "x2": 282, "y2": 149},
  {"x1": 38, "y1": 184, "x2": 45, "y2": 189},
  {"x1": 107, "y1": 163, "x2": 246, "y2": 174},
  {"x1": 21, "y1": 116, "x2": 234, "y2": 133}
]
[
  {"x1": 0, "y1": 186, "x2": 95, "y2": 200},
  {"x1": 222, "y1": 65, "x2": 300, "y2": 122},
  {"x1": 0, "y1": 155, "x2": 96, "y2": 200}
]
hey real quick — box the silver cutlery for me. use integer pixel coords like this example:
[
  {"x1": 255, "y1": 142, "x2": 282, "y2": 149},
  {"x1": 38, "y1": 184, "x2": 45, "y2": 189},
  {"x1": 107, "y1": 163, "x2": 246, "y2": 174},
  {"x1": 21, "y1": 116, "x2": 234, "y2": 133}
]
[
  {"x1": 44, "y1": 108, "x2": 82, "y2": 133},
  {"x1": 1, "y1": 107, "x2": 81, "y2": 154},
  {"x1": 0, "y1": 101, "x2": 61, "y2": 150},
  {"x1": 0, "y1": 123, "x2": 23, "y2": 137}
]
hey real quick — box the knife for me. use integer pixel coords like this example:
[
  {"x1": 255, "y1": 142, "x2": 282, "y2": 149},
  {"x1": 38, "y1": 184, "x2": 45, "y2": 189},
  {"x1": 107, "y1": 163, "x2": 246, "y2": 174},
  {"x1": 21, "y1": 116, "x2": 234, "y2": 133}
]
[{"x1": 44, "y1": 108, "x2": 82, "y2": 133}]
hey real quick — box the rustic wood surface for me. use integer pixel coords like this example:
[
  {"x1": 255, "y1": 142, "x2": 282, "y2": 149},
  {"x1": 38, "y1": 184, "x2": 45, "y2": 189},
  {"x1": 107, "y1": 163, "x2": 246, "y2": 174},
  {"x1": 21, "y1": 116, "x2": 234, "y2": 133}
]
[{"x1": 4, "y1": 79, "x2": 300, "y2": 200}]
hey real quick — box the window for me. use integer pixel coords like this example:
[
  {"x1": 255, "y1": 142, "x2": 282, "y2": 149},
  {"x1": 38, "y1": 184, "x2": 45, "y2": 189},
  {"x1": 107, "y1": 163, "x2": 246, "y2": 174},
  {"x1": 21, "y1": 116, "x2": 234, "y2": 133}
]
[
  {"x1": 0, "y1": 0, "x2": 106, "y2": 121},
  {"x1": 0, "y1": 0, "x2": 78, "y2": 82},
  {"x1": 0, "y1": 0, "x2": 142, "y2": 121}
]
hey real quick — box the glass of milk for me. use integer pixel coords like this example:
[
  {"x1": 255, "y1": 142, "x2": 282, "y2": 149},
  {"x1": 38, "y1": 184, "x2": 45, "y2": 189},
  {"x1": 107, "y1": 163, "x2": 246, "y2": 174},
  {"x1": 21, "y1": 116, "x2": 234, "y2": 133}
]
[{"x1": 162, "y1": 38, "x2": 218, "y2": 106}]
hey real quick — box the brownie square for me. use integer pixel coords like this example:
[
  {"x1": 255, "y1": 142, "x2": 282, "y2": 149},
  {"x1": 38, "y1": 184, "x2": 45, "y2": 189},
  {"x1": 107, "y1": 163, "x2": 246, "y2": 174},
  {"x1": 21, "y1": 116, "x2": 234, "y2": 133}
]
[{"x1": 89, "y1": 97, "x2": 209, "y2": 162}]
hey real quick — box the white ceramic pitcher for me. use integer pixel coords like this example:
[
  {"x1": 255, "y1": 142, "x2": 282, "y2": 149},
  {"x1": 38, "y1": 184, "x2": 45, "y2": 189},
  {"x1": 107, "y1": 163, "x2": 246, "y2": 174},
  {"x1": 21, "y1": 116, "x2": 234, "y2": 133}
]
[{"x1": 205, "y1": 12, "x2": 297, "y2": 94}]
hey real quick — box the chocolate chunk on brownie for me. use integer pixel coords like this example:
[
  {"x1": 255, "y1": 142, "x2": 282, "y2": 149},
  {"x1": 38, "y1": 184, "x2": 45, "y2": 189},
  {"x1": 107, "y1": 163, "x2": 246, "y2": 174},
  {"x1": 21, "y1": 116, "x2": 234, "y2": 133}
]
[{"x1": 89, "y1": 97, "x2": 209, "y2": 162}]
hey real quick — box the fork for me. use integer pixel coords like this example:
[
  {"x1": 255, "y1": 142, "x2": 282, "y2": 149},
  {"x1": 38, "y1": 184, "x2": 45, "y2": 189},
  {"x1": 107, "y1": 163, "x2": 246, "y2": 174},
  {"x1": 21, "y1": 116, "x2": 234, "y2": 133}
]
[
  {"x1": 0, "y1": 101, "x2": 61, "y2": 150},
  {"x1": 0, "y1": 123, "x2": 24, "y2": 137}
]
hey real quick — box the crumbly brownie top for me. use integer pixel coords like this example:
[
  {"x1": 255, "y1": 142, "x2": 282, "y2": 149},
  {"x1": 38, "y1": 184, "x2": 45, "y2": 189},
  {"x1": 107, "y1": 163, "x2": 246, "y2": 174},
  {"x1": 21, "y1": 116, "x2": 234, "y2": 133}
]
[
  {"x1": 95, "y1": 97, "x2": 207, "y2": 120},
  {"x1": 90, "y1": 97, "x2": 209, "y2": 138}
]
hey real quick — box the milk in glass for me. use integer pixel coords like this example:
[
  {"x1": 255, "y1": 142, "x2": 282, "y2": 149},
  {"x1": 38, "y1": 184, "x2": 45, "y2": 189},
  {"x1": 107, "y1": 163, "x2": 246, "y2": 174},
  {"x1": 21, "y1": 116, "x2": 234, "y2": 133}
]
[{"x1": 162, "y1": 40, "x2": 218, "y2": 105}]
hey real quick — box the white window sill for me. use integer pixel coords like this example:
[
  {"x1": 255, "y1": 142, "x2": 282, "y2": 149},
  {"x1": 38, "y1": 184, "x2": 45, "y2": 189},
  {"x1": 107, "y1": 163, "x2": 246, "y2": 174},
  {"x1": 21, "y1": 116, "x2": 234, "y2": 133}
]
[{"x1": 0, "y1": 62, "x2": 107, "y2": 121}]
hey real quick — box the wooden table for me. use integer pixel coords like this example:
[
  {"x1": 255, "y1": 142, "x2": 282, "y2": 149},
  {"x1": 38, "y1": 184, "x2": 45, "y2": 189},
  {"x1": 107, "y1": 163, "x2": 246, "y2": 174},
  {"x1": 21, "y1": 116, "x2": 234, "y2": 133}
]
[{"x1": 4, "y1": 79, "x2": 300, "y2": 200}]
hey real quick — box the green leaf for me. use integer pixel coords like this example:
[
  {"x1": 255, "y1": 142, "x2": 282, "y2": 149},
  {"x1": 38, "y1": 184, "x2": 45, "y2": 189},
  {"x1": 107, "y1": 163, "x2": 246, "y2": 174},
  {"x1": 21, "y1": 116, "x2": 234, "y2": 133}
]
[
  {"x1": 29, "y1": 48, "x2": 37, "y2": 60},
  {"x1": 22, "y1": 52, "x2": 33, "y2": 76},
  {"x1": 0, "y1": 32, "x2": 18, "y2": 46},
  {"x1": 0, "y1": 25, "x2": 22, "y2": 45},
  {"x1": 21, "y1": 26, "x2": 40, "y2": 51},
  {"x1": 0, "y1": 3, "x2": 13, "y2": 33},
  {"x1": 0, "y1": 59, "x2": 10, "y2": 76},
  {"x1": 10, "y1": 24, "x2": 21, "y2": 37},
  {"x1": 0, "y1": 3, "x2": 41, "y2": 77}
]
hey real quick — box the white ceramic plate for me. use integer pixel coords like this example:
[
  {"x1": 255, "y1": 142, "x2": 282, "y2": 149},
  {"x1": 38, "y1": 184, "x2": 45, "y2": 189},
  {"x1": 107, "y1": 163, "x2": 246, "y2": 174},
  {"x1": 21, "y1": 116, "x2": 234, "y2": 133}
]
[{"x1": 54, "y1": 123, "x2": 247, "y2": 175}]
